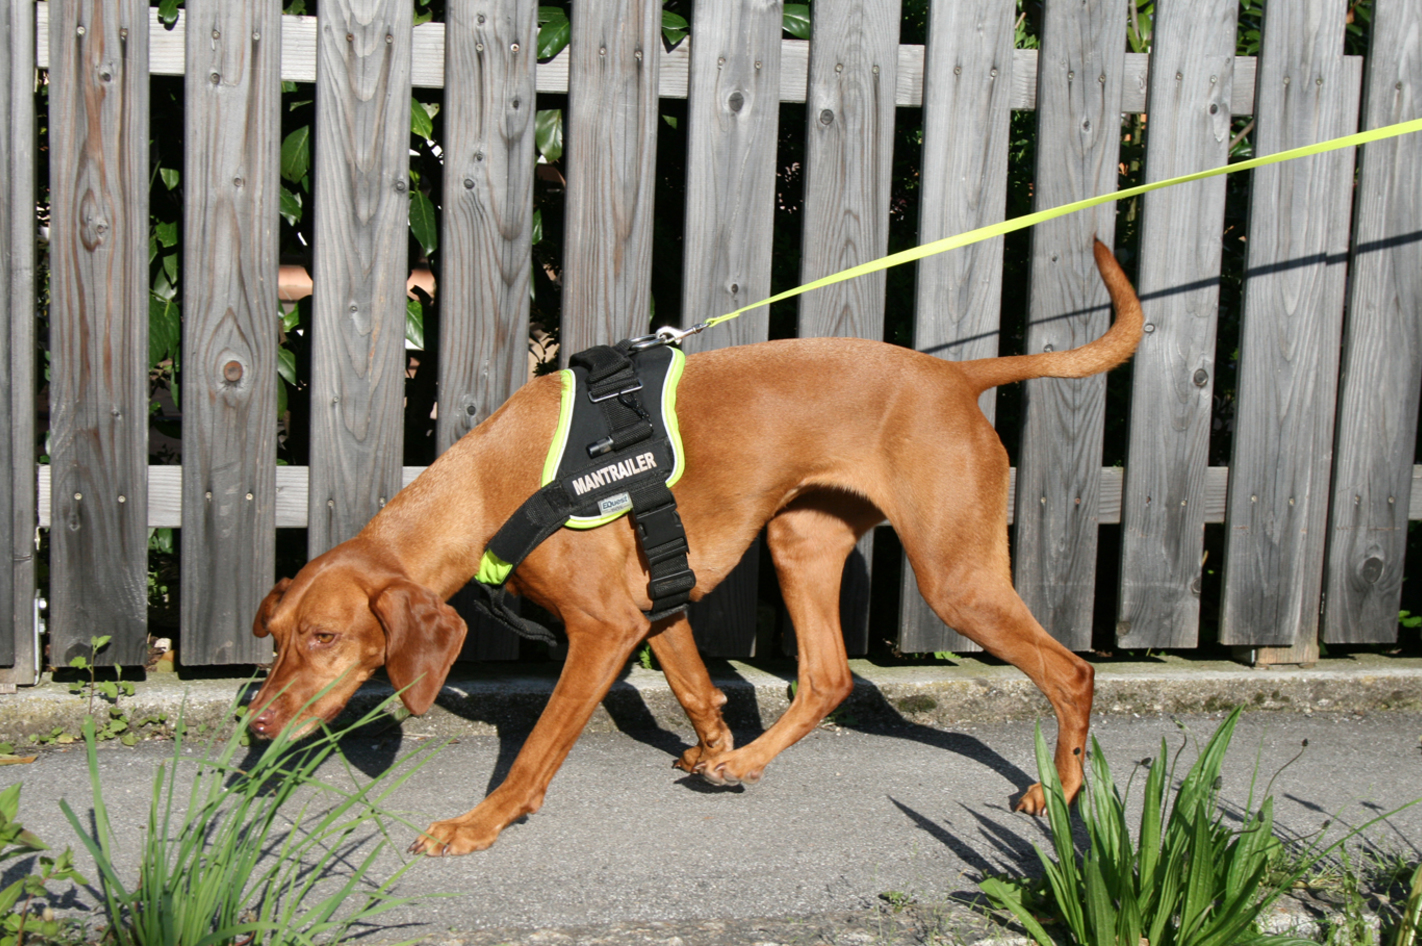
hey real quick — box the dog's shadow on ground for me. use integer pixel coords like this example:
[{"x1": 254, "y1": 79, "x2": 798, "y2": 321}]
[{"x1": 288, "y1": 661, "x2": 1044, "y2": 817}]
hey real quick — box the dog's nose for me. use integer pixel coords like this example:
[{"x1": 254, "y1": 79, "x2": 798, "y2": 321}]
[{"x1": 249, "y1": 709, "x2": 274, "y2": 735}]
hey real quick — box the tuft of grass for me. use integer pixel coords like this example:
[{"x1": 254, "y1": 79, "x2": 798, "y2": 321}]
[
  {"x1": 983, "y1": 709, "x2": 1317, "y2": 945},
  {"x1": 981, "y1": 709, "x2": 1422, "y2": 946},
  {"x1": 60, "y1": 684, "x2": 445, "y2": 946}
]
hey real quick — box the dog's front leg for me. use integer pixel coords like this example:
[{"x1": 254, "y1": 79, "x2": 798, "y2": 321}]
[
  {"x1": 647, "y1": 613, "x2": 734, "y2": 771},
  {"x1": 409, "y1": 617, "x2": 643, "y2": 856}
]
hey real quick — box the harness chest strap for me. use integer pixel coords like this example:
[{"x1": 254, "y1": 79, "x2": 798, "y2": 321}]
[{"x1": 468, "y1": 342, "x2": 696, "y2": 644}]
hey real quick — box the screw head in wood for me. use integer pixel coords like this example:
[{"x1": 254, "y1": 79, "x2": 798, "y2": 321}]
[
  {"x1": 76, "y1": 25, "x2": 86, "y2": 35},
  {"x1": 1143, "y1": 323, "x2": 1155, "y2": 333},
  {"x1": 117, "y1": 495, "x2": 126, "y2": 504},
  {"x1": 1193, "y1": 368, "x2": 1208, "y2": 386},
  {"x1": 223, "y1": 360, "x2": 244, "y2": 382},
  {"x1": 819, "y1": 108, "x2": 834, "y2": 125}
]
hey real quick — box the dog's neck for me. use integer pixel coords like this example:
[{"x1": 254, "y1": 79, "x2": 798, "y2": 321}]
[{"x1": 359, "y1": 379, "x2": 560, "y2": 598}]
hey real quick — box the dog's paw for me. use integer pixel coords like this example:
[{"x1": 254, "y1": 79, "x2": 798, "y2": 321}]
[
  {"x1": 673, "y1": 745, "x2": 707, "y2": 773},
  {"x1": 1014, "y1": 783, "x2": 1047, "y2": 815},
  {"x1": 408, "y1": 818, "x2": 500, "y2": 857},
  {"x1": 693, "y1": 753, "x2": 763, "y2": 788}
]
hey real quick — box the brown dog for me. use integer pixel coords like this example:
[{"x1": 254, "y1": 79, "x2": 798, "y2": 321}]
[{"x1": 249, "y1": 240, "x2": 1142, "y2": 856}]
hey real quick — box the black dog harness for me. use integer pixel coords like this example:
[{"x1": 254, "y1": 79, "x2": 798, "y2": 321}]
[{"x1": 468, "y1": 341, "x2": 696, "y2": 644}]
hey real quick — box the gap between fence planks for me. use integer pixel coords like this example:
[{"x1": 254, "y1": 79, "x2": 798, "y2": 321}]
[
  {"x1": 0, "y1": 0, "x2": 37, "y2": 683},
  {"x1": 33, "y1": 2, "x2": 1283, "y2": 115}
]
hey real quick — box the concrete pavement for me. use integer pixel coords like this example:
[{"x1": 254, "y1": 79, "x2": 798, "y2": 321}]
[{"x1": 0, "y1": 654, "x2": 1420, "y2": 944}]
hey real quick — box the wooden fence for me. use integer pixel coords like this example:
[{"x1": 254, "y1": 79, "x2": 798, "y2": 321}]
[{"x1": 2, "y1": 0, "x2": 1420, "y2": 680}]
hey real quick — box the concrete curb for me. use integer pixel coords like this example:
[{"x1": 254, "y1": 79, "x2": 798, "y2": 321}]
[{"x1": 3, "y1": 652, "x2": 1421, "y2": 744}]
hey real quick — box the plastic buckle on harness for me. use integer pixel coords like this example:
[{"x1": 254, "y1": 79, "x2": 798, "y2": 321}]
[
  {"x1": 634, "y1": 502, "x2": 689, "y2": 562},
  {"x1": 588, "y1": 379, "x2": 643, "y2": 403}
]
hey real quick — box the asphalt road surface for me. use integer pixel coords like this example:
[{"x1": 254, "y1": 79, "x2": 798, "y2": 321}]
[{"x1": 3, "y1": 710, "x2": 1420, "y2": 943}]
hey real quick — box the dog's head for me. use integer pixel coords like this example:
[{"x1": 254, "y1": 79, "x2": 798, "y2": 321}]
[{"x1": 246, "y1": 549, "x2": 468, "y2": 739}]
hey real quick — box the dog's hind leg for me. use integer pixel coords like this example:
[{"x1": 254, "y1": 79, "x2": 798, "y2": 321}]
[
  {"x1": 647, "y1": 613, "x2": 736, "y2": 771},
  {"x1": 691, "y1": 492, "x2": 878, "y2": 787},
  {"x1": 909, "y1": 554, "x2": 1093, "y2": 813}
]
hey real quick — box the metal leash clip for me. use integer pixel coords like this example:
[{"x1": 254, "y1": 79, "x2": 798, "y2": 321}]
[{"x1": 628, "y1": 323, "x2": 708, "y2": 352}]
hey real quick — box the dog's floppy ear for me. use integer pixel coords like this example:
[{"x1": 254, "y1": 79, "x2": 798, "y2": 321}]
[
  {"x1": 369, "y1": 581, "x2": 468, "y2": 716},
  {"x1": 253, "y1": 578, "x2": 293, "y2": 638}
]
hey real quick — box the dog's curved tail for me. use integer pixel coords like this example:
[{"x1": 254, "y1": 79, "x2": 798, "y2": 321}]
[{"x1": 957, "y1": 239, "x2": 1143, "y2": 395}]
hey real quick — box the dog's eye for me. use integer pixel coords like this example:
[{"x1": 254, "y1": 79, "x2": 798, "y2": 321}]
[{"x1": 313, "y1": 632, "x2": 335, "y2": 644}]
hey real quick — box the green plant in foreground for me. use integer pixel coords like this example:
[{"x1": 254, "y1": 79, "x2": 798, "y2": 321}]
[
  {"x1": 0, "y1": 784, "x2": 88, "y2": 946},
  {"x1": 60, "y1": 688, "x2": 445, "y2": 946},
  {"x1": 981, "y1": 709, "x2": 1318, "y2": 946},
  {"x1": 32, "y1": 636, "x2": 165, "y2": 747}
]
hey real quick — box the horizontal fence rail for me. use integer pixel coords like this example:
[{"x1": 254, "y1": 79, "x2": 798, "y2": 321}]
[
  {"x1": 31, "y1": 2, "x2": 1294, "y2": 114},
  {"x1": 34, "y1": 464, "x2": 1422, "y2": 530},
  {"x1": 8, "y1": 0, "x2": 1422, "y2": 670}
]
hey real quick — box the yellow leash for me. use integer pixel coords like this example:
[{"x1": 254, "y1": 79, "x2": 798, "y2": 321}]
[{"x1": 643, "y1": 117, "x2": 1422, "y2": 348}]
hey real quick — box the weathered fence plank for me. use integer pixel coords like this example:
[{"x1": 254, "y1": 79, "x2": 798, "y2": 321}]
[
  {"x1": 796, "y1": 0, "x2": 901, "y2": 656},
  {"x1": 1013, "y1": 0, "x2": 1126, "y2": 652},
  {"x1": 560, "y1": 0, "x2": 661, "y2": 353},
  {"x1": 47, "y1": 0, "x2": 151, "y2": 667},
  {"x1": 1324, "y1": 0, "x2": 1422, "y2": 644},
  {"x1": 1116, "y1": 0, "x2": 1236, "y2": 651},
  {"x1": 1220, "y1": 1, "x2": 1356, "y2": 650},
  {"x1": 437, "y1": 0, "x2": 537, "y2": 448},
  {"x1": 179, "y1": 0, "x2": 281, "y2": 665},
  {"x1": 897, "y1": 0, "x2": 1015, "y2": 656},
  {"x1": 437, "y1": 0, "x2": 539, "y2": 661},
  {"x1": 678, "y1": 0, "x2": 783, "y2": 657},
  {"x1": 1, "y1": 0, "x2": 36, "y2": 680},
  {"x1": 307, "y1": 0, "x2": 413, "y2": 556}
]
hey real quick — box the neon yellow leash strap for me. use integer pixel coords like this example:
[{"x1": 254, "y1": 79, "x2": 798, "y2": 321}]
[{"x1": 654, "y1": 116, "x2": 1422, "y2": 342}]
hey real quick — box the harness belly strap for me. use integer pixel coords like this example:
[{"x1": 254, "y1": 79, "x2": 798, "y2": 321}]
[{"x1": 470, "y1": 342, "x2": 694, "y2": 644}]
